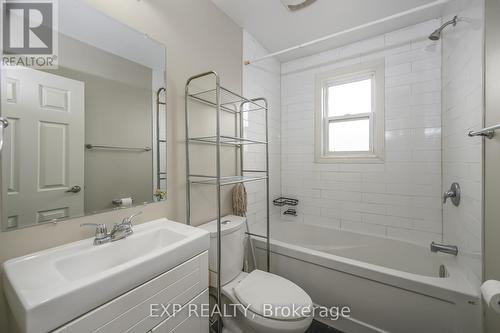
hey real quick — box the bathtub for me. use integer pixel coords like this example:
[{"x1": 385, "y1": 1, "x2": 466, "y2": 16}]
[{"x1": 250, "y1": 221, "x2": 481, "y2": 333}]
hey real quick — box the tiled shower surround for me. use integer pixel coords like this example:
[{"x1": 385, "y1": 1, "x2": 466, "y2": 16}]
[
  {"x1": 280, "y1": 20, "x2": 443, "y2": 246},
  {"x1": 242, "y1": 12, "x2": 484, "y2": 288},
  {"x1": 442, "y1": 0, "x2": 484, "y2": 288},
  {"x1": 242, "y1": 31, "x2": 282, "y2": 226}
]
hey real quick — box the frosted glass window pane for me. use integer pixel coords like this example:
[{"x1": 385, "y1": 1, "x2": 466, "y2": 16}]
[
  {"x1": 329, "y1": 119, "x2": 370, "y2": 152},
  {"x1": 328, "y1": 79, "x2": 372, "y2": 117}
]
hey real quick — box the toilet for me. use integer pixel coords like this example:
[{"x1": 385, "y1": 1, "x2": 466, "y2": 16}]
[{"x1": 199, "y1": 216, "x2": 313, "y2": 333}]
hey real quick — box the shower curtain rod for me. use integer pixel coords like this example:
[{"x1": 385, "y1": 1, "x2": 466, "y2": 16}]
[{"x1": 244, "y1": 0, "x2": 450, "y2": 66}]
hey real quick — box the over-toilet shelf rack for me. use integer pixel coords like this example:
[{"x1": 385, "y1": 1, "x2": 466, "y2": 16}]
[
  {"x1": 188, "y1": 87, "x2": 267, "y2": 113},
  {"x1": 185, "y1": 71, "x2": 270, "y2": 333},
  {"x1": 188, "y1": 135, "x2": 267, "y2": 145},
  {"x1": 189, "y1": 175, "x2": 269, "y2": 186},
  {"x1": 156, "y1": 87, "x2": 167, "y2": 192}
]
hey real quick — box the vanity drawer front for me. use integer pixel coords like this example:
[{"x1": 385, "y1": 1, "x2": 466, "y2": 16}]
[
  {"x1": 111, "y1": 272, "x2": 203, "y2": 333},
  {"x1": 62, "y1": 251, "x2": 208, "y2": 333},
  {"x1": 151, "y1": 289, "x2": 209, "y2": 333}
]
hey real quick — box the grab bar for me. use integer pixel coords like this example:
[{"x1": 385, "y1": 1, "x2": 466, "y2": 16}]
[
  {"x1": 85, "y1": 144, "x2": 151, "y2": 152},
  {"x1": 0, "y1": 118, "x2": 9, "y2": 152},
  {"x1": 468, "y1": 124, "x2": 500, "y2": 139}
]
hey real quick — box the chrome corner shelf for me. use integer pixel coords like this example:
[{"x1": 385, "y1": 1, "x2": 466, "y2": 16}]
[
  {"x1": 273, "y1": 197, "x2": 299, "y2": 207},
  {"x1": 185, "y1": 71, "x2": 270, "y2": 333}
]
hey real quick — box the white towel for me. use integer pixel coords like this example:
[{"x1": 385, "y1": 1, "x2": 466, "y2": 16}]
[{"x1": 232, "y1": 183, "x2": 247, "y2": 217}]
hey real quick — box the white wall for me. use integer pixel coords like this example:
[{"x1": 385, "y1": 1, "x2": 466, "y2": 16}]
[
  {"x1": 53, "y1": 35, "x2": 154, "y2": 214},
  {"x1": 0, "y1": 0, "x2": 243, "y2": 331},
  {"x1": 242, "y1": 31, "x2": 282, "y2": 227},
  {"x1": 484, "y1": 0, "x2": 500, "y2": 330},
  {"x1": 442, "y1": 0, "x2": 484, "y2": 290},
  {"x1": 280, "y1": 20, "x2": 444, "y2": 246}
]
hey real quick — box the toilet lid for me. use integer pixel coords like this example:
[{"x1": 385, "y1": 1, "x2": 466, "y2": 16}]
[{"x1": 233, "y1": 270, "x2": 313, "y2": 321}]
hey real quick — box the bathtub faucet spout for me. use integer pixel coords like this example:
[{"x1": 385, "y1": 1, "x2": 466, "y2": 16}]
[{"x1": 430, "y1": 242, "x2": 459, "y2": 256}]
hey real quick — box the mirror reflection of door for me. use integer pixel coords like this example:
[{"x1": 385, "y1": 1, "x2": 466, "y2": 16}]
[
  {"x1": 1, "y1": 68, "x2": 85, "y2": 229},
  {"x1": 0, "y1": 0, "x2": 166, "y2": 231}
]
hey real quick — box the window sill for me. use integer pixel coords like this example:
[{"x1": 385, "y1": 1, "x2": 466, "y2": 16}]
[{"x1": 315, "y1": 154, "x2": 385, "y2": 164}]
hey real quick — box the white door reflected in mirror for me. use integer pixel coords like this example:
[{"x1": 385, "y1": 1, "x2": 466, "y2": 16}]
[
  {"x1": 0, "y1": 0, "x2": 167, "y2": 231},
  {"x1": 1, "y1": 67, "x2": 85, "y2": 228}
]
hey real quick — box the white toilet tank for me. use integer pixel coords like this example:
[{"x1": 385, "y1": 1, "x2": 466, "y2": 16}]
[{"x1": 198, "y1": 215, "x2": 246, "y2": 287}]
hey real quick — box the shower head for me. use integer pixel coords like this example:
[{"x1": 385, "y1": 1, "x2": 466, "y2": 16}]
[
  {"x1": 429, "y1": 16, "x2": 458, "y2": 41},
  {"x1": 428, "y1": 30, "x2": 442, "y2": 41}
]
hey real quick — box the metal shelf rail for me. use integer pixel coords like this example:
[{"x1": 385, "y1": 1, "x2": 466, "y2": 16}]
[
  {"x1": 185, "y1": 71, "x2": 270, "y2": 333},
  {"x1": 156, "y1": 87, "x2": 167, "y2": 191}
]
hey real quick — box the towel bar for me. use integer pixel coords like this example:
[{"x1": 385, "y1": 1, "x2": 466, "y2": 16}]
[
  {"x1": 85, "y1": 144, "x2": 151, "y2": 152},
  {"x1": 468, "y1": 124, "x2": 500, "y2": 139}
]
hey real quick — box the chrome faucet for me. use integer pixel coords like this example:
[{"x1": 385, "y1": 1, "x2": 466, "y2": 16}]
[
  {"x1": 81, "y1": 211, "x2": 142, "y2": 245},
  {"x1": 430, "y1": 242, "x2": 459, "y2": 256},
  {"x1": 110, "y1": 211, "x2": 142, "y2": 241},
  {"x1": 80, "y1": 223, "x2": 111, "y2": 245}
]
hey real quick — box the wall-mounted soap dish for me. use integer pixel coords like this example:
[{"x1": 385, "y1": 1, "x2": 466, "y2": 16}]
[{"x1": 273, "y1": 197, "x2": 299, "y2": 207}]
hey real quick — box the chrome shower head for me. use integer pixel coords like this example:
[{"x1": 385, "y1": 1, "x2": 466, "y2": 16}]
[
  {"x1": 428, "y1": 30, "x2": 442, "y2": 41},
  {"x1": 428, "y1": 16, "x2": 458, "y2": 41}
]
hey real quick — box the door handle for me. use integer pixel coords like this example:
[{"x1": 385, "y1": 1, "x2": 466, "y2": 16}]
[
  {"x1": 66, "y1": 186, "x2": 82, "y2": 193},
  {"x1": 0, "y1": 118, "x2": 9, "y2": 152}
]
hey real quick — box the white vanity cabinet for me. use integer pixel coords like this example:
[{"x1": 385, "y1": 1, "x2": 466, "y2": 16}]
[{"x1": 53, "y1": 252, "x2": 209, "y2": 333}]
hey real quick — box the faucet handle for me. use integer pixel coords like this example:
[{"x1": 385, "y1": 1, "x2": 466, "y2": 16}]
[
  {"x1": 81, "y1": 223, "x2": 108, "y2": 239},
  {"x1": 122, "y1": 211, "x2": 143, "y2": 225},
  {"x1": 443, "y1": 190, "x2": 455, "y2": 203},
  {"x1": 443, "y1": 183, "x2": 461, "y2": 206}
]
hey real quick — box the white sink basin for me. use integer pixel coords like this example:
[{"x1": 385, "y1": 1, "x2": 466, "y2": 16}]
[
  {"x1": 55, "y1": 228, "x2": 187, "y2": 281},
  {"x1": 2, "y1": 218, "x2": 209, "y2": 333}
]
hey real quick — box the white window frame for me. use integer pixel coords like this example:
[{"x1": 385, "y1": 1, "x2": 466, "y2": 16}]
[{"x1": 315, "y1": 61, "x2": 385, "y2": 163}]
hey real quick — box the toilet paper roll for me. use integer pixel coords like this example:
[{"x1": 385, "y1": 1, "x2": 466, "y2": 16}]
[
  {"x1": 481, "y1": 280, "x2": 500, "y2": 314},
  {"x1": 120, "y1": 197, "x2": 133, "y2": 207}
]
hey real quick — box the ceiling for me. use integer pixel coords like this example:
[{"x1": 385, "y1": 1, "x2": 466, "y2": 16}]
[{"x1": 211, "y1": 0, "x2": 453, "y2": 62}]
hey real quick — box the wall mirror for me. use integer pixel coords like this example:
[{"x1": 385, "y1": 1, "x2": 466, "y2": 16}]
[{"x1": 0, "y1": 0, "x2": 167, "y2": 231}]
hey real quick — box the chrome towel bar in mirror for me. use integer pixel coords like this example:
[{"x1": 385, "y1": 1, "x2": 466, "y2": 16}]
[
  {"x1": 85, "y1": 144, "x2": 152, "y2": 152},
  {"x1": 468, "y1": 124, "x2": 500, "y2": 139}
]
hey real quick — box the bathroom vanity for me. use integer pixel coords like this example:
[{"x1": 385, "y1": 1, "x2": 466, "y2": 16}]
[
  {"x1": 53, "y1": 254, "x2": 209, "y2": 333},
  {"x1": 3, "y1": 219, "x2": 210, "y2": 333}
]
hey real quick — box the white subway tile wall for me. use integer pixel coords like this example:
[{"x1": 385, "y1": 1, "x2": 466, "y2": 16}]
[
  {"x1": 442, "y1": 0, "x2": 484, "y2": 289},
  {"x1": 242, "y1": 31, "x2": 282, "y2": 227},
  {"x1": 280, "y1": 19, "x2": 444, "y2": 246},
  {"x1": 242, "y1": 7, "x2": 484, "y2": 294}
]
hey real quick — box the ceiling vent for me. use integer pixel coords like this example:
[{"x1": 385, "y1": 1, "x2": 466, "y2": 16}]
[{"x1": 280, "y1": 0, "x2": 317, "y2": 11}]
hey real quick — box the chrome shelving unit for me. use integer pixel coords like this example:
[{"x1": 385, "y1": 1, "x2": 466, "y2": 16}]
[
  {"x1": 185, "y1": 71, "x2": 270, "y2": 333},
  {"x1": 156, "y1": 88, "x2": 167, "y2": 192}
]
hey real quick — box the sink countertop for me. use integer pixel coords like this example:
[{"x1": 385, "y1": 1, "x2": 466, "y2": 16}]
[{"x1": 2, "y1": 218, "x2": 210, "y2": 333}]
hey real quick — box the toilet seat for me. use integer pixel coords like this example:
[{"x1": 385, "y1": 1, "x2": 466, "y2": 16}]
[
  {"x1": 233, "y1": 270, "x2": 313, "y2": 321},
  {"x1": 221, "y1": 272, "x2": 314, "y2": 333}
]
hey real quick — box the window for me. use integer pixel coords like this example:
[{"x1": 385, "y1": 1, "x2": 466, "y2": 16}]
[{"x1": 315, "y1": 61, "x2": 385, "y2": 163}]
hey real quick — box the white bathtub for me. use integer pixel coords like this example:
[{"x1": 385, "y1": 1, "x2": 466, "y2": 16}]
[{"x1": 251, "y1": 221, "x2": 481, "y2": 333}]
